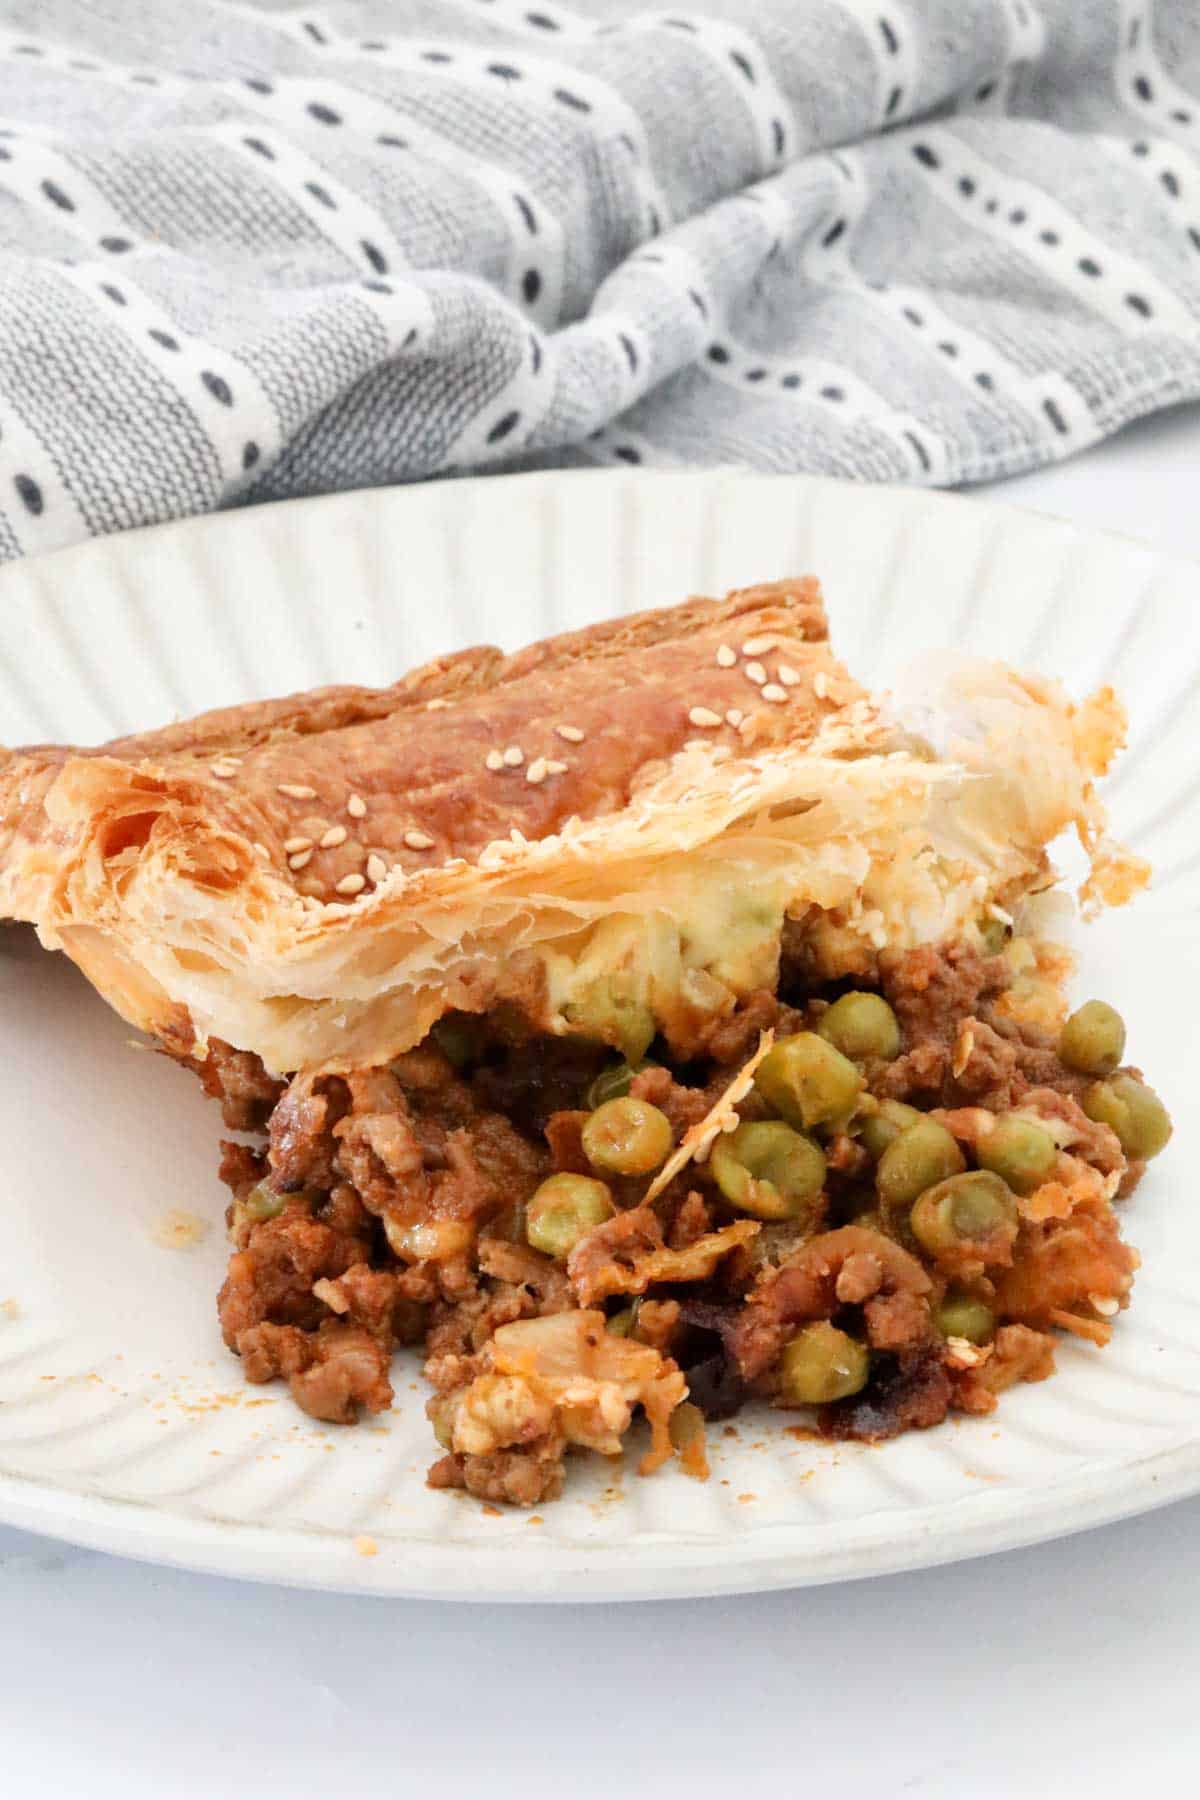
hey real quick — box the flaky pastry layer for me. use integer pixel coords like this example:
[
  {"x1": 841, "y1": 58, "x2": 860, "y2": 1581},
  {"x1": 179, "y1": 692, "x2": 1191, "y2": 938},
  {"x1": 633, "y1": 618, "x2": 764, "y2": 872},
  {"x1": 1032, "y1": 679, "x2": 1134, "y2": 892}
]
[{"x1": 0, "y1": 579, "x2": 1143, "y2": 1073}]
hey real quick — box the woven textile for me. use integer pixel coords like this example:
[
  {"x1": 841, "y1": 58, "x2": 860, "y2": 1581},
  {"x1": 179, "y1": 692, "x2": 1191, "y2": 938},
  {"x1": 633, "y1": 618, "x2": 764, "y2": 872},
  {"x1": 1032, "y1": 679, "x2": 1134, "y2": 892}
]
[{"x1": 0, "y1": 1, "x2": 1196, "y2": 555}]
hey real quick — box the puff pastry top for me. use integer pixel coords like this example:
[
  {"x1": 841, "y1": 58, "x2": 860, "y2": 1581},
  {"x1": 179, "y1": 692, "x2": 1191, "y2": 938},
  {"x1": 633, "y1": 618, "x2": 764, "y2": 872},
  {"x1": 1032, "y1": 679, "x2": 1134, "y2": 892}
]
[{"x1": 0, "y1": 578, "x2": 1136, "y2": 1074}]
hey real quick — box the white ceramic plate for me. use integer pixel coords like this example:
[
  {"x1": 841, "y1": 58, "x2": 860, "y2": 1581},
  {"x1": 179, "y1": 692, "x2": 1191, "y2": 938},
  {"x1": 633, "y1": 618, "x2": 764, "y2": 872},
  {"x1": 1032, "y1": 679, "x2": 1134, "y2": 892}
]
[{"x1": 0, "y1": 471, "x2": 1197, "y2": 1602}]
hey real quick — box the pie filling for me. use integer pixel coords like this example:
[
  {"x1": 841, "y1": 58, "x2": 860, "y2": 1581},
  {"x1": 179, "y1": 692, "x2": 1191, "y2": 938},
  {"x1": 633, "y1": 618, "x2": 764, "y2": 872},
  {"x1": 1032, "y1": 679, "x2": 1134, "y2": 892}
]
[{"x1": 175, "y1": 926, "x2": 1168, "y2": 1509}]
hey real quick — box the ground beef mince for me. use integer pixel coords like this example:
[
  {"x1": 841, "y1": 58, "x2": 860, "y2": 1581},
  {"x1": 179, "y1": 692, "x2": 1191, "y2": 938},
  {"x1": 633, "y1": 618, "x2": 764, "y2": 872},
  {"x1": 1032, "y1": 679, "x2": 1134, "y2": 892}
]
[
  {"x1": 288, "y1": 1323, "x2": 395, "y2": 1425},
  {"x1": 171, "y1": 933, "x2": 1165, "y2": 1505},
  {"x1": 267, "y1": 1071, "x2": 350, "y2": 1192},
  {"x1": 628, "y1": 1065, "x2": 714, "y2": 1137},
  {"x1": 880, "y1": 943, "x2": 1010, "y2": 1043},
  {"x1": 218, "y1": 1211, "x2": 368, "y2": 1345},
  {"x1": 176, "y1": 1037, "x2": 286, "y2": 1131},
  {"x1": 218, "y1": 1140, "x2": 266, "y2": 1204},
  {"x1": 237, "y1": 1318, "x2": 393, "y2": 1424},
  {"x1": 697, "y1": 991, "x2": 805, "y2": 1067},
  {"x1": 427, "y1": 1445, "x2": 566, "y2": 1508}
]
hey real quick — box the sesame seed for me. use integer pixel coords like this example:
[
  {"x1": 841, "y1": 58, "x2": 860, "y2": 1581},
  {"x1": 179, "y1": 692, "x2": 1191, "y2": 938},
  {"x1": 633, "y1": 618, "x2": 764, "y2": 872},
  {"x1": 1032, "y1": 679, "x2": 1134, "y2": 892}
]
[
  {"x1": 1091, "y1": 1294, "x2": 1120, "y2": 1317},
  {"x1": 278, "y1": 783, "x2": 317, "y2": 800},
  {"x1": 777, "y1": 663, "x2": 800, "y2": 687},
  {"x1": 526, "y1": 757, "x2": 549, "y2": 785},
  {"x1": 336, "y1": 873, "x2": 366, "y2": 895},
  {"x1": 741, "y1": 635, "x2": 776, "y2": 657},
  {"x1": 283, "y1": 836, "x2": 313, "y2": 855},
  {"x1": 503, "y1": 746, "x2": 524, "y2": 767},
  {"x1": 320, "y1": 825, "x2": 347, "y2": 849},
  {"x1": 544, "y1": 759, "x2": 568, "y2": 775},
  {"x1": 813, "y1": 672, "x2": 830, "y2": 699},
  {"x1": 404, "y1": 830, "x2": 435, "y2": 850},
  {"x1": 252, "y1": 841, "x2": 270, "y2": 859},
  {"x1": 366, "y1": 853, "x2": 388, "y2": 883},
  {"x1": 485, "y1": 749, "x2": 505, "y2": 772},
  {"x1": 427, "y1": 697, "x2": 450, "y2": 710},
  {"x1": 744, "y1": 662, "x2": 767, "y2": 685},
  {"x1": 555, "y1": 724, "x2": 585, "y2": 743},
  {"x1": 218, "y1": 755, "x2": 243, "y2": 766},
  {"x1": 346, "y1": 793, "x2": 366, "y2": 818},
  {"x1": 211, "y1": 761, "x2": 239, "y2": 779},
  {"x1": 762, "y1": 683, "x2": 788, "y2": 703},
  {"x1": 725, "y1": 708, "x2": 744, "y2": 728},
  {"x1": 288, "y1": 850, "x2": 313, "y2": 871},
  {"x1": 688, "y1": 706, "x2": 723, "y2": 728},
  {"x1": 716, "y1": 644, "x2": 737, "y2": 668}
]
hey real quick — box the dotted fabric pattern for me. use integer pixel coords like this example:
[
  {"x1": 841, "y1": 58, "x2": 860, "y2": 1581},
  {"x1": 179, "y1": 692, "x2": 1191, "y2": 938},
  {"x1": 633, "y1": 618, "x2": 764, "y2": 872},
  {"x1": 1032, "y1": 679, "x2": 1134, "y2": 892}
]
[{"x1": 0, "y1": 0, "x2": 1197, "y2": 556}]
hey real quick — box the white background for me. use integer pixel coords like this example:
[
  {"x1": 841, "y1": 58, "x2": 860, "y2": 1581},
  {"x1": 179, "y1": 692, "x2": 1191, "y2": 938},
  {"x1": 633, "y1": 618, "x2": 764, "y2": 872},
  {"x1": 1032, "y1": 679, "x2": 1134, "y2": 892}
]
[{"x1": 4, "y1": 405, "x2": 1200, "y2": 1796}]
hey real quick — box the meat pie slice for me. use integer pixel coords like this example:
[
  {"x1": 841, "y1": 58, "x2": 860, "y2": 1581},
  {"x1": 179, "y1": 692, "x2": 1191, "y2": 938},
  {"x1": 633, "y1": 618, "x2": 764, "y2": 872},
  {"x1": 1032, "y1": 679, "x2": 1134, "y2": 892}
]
[{"x1": 0, "y1": 578, "x2": 1165, "y2": 1503}]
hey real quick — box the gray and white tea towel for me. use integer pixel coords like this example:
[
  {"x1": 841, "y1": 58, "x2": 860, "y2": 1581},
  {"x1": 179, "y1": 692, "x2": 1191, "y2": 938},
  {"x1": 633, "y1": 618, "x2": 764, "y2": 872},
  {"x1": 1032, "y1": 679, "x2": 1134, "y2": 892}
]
[{"x1": 0, "y1": 0, "x2": 1197, "y2": 558}]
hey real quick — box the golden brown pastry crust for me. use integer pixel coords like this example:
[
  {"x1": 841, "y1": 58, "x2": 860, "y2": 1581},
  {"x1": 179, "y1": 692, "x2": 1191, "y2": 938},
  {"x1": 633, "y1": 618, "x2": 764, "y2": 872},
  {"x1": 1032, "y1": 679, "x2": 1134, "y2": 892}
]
[
  {"x1": 1, "y1": 578, "x2": 843, "y2": 902},
  {"x1": 0, "y1": 578, "x2": 1136, "y2": 1075}
]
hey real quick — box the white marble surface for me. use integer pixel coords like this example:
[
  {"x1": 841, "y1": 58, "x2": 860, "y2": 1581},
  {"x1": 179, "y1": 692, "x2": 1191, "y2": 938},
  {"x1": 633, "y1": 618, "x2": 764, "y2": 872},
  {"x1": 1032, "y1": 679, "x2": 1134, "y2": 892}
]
[{"x1": 5, "y1": 405, "x2": 1200, "y2": 1797}]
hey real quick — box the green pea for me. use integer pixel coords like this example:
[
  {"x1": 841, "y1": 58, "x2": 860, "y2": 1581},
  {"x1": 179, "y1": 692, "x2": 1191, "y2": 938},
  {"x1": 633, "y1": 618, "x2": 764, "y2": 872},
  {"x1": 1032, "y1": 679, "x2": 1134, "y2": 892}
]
[
  {"x1": 935, "y1": 1291, "x2": 996, "y2": 1344},
  {"x1": 818, "y1": 991, "x2": 901, "y2": 1061},
  {"x1": 586, "y1": 1060, "x2": 653, "y2": 1110},
  {"x1": 709, "y1": 1121, "x2": 826, "y2": 1223},
  {"x1": 581, "y1": 1097, "x2": 673, "y2": 1177},
  {"x1": 756, "y1": 1032, "x2": 864, "y2": 1133},
  {"x1": 607, "y1": 1301, "x2": 640, "y2": 1339},
  {"x1": 668, "y1": 1401, "x2": 706, "y2": 1452},
  {"x1": 1083, "y1": 1075, "x2": 1172, "y2": 1161},
  {"x1": 1059, "y1": 1000, "x2": 1127, "y2": 1077},
  {"x1": 525, "y1": 1173, "x2": 615, "y2": 1260},
  {"x1": 778, "y1": 1322, "x2": 870, "y2": 1405},
  {"x1": 243, "y1": 1181, "x2": 286, "y2": 1224},
  {"x1": 564, "y1": 977, "x2": 655, "y2": 1062},
  {"x1": 876, "y1": 1117, "x2": 965, "y2": 1221},
  {"x1": 977, "y1": 1115, "x2": 1058, "y2": 1195},
  {"x1": 910, "y1": 1171, "x2": 1018, "y2": 1263},
  {"x1": 859, "y1": 1098, "x2": 922, "y2": 1162}
]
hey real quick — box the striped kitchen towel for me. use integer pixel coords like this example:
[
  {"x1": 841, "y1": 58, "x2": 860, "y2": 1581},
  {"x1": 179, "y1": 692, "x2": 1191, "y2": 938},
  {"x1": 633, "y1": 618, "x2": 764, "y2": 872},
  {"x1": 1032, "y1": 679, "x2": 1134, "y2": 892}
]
[{"x1": 0, "y1": 0, "x2": 1197, "y2": 557}]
